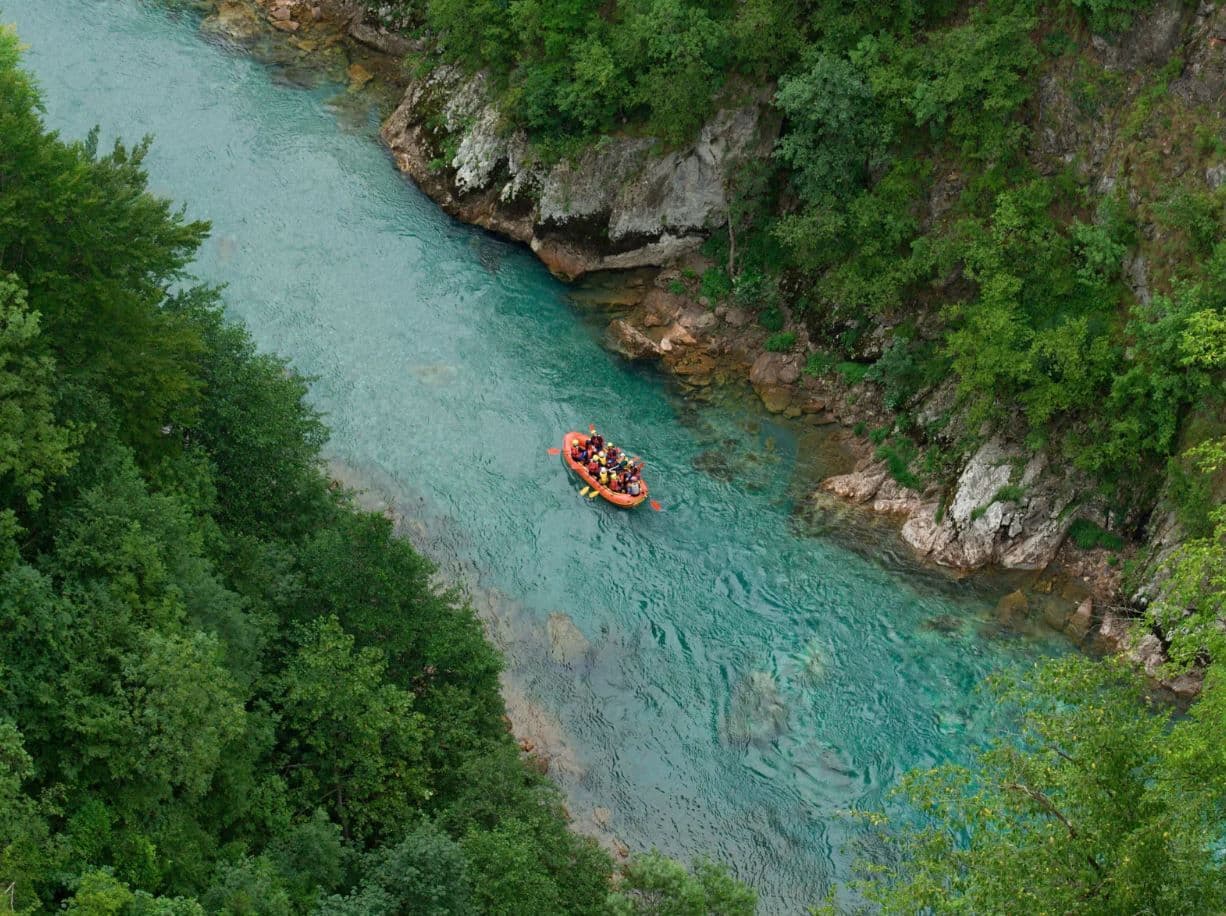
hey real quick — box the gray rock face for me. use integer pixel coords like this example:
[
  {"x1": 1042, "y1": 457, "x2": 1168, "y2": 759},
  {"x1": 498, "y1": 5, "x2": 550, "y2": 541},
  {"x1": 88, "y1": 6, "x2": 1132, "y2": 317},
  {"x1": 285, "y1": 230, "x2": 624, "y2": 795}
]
[
  {"x1": 1096, "y1": 0, "x2": 1194, "y2": 71},
  {"x1": 1172, "y1": 4, "x2": 1226, "y2": 104},
  {"x1": 897, "y1": 437, "x2": 1080, "y2": 571},
  {"x1": 381, "y1": 69, "x2": 780, "y2": 278}
]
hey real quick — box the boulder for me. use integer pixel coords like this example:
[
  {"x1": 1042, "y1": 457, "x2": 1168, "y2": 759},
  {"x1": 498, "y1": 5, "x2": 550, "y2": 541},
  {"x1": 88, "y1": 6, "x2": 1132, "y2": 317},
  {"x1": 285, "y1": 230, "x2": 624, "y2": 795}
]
[
  {"x1": 665, "y1": 349, "x2": 717, "y2": 384},
  {"x1": 346, "y1": 62, "x2": 373, "y2": 90},
  {"x1": 722, "y1": 306, "x2": 751, "y2": 328},
  {"x1": 749, "y1": 352, "x2": 801, "y2": 413},
  {"x1": 546, "y1": 612, "x2": 590, "y2": 667},
  {"x1": 995, "y1": 589, "x2": 1030, "y2": 627},
  {"x1": 676, "y1": 307, "x2": 718, "y2": 336},
  {"x1": 1163, "y1": 670, "x2": 1203, "y2": 700},
  {"x1": 662, "y1": 322, "x2": 697, "y2": 347},
  {"x1": 821, "y1": 469, "x2": 886, "y2": 503},
  {"x1": 757, "y1": 386, "x2": 792, "y2": 414},
  {"x1": 1064, "y1": 597, "x2": 1094, "y2": 641},
  {"x1": 639, "y1": 288, "x2": 683, "y2": 327},
  {"x1": 1041, "y1": 597, "x2": 1072, "y2": 631},
  {"x1": 604, "y1": 319, "x2": 661, "y2": 361},
  {"x1": 750, "y1": 352, "x2": 801, "y2": 388},
  {"x1": 201, "y1": 0, "x2": 264, "y2": 42},
  {"x1": 1097, "y1": 609, "x2": 1133, "y2": 653},
  {"x1": 1129, "y1": 633, "x2": 1166, "y2": 678}
]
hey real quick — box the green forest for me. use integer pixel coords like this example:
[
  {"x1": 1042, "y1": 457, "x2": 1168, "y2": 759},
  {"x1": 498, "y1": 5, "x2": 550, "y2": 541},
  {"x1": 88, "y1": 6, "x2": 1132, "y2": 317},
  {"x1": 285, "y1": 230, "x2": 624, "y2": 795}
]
[{"x1": 0, "y1": 27, "x2": 754, "y2": 915}]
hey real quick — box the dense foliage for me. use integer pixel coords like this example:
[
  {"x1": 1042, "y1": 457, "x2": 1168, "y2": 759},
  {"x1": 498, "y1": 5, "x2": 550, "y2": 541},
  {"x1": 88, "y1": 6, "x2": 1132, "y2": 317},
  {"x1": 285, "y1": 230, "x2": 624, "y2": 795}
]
[
  {"x1": 837, "y1": 656, "x2": 1226, "y2": 913},
  {"x1": 0, "y1": 28, "x2": 752, "y2": 914}
]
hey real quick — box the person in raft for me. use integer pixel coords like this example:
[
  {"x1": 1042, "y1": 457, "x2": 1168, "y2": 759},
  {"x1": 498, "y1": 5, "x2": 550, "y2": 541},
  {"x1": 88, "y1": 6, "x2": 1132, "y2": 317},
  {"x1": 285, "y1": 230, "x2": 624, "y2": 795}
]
[{"x1": 571, "y1": 428, "x2": 642, "y2": 494}]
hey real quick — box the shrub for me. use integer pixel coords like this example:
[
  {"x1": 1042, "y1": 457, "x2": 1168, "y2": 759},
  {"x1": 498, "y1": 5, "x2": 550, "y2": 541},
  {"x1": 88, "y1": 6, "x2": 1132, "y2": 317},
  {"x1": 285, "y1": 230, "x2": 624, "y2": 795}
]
[
  {"x1": 877, "y1": 437, "x2": 924, "y2": 490},
  {"x1": 805, "y1": 351, "x2": 837, "y2": 376},
  {"x1": 764, "y1": 331, "x2": 796, "y2": 352},
  {"x1": 994, "y1": 484, "x2": 1025, "y2": 503},
  {"x1": 1068, "y1": 518, "x2": 1125, "y2": 551},
  {"x1": 733, "y1": 269, "x2": 781, "y2": 316},
  {"x1": 837, "y1": 361, "x2": 871, "y2": 385},
  {"x1": 700, "y1": 267, "x2": 732, "y2": 303},
  {"x1": 757, "y1": 308, "x2": 785, "y2": 332}
]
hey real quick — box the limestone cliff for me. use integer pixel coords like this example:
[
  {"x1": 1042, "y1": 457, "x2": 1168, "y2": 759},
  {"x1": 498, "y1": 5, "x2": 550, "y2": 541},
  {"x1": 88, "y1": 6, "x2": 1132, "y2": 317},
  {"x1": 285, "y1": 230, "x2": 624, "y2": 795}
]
[{"x1": 379, "y1": 66, "x2": 781, "y2": 279}]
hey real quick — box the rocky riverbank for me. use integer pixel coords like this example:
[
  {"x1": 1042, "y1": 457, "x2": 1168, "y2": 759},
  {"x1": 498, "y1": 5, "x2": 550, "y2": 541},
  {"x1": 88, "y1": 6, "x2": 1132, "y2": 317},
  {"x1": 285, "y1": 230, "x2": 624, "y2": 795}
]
[{"x1": 193, "y1": 0, "x2": 1210, "y2": 694}]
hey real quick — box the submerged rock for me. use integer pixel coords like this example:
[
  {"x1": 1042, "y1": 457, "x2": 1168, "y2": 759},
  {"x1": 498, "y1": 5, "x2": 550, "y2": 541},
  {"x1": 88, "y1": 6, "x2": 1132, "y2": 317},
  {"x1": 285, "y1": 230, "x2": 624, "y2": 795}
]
[
  {"x1": 995, "y1": 589, "x2": 1030, "y2": 627},
  {"x1": 1064, "y1": 596, "x2": 1094, "y2": 642},
  {"x1": 726, "y1": 670, "x2": 788, "y2": 747},
  {"x1": 796, "y1": 639, "x2": 828, "y2": 685},
  {"x1": 546, "y1": 612, "x2": 590, "y2": 667},
  {"x1": 201, "y1": 0, "x2": 264, "y2": 42},
  {"x1": 923, "y1": 614, "x2": 964, "y2": 634}
]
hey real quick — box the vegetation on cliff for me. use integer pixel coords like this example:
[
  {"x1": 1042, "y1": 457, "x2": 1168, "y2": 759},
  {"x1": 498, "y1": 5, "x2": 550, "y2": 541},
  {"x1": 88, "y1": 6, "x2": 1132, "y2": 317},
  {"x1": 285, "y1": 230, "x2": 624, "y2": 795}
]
[
  {"x1": 368, "y1": 0, "x2": 1225, "y2": 532},
  {"x1": 0, "y1": 28, "x2": 752, "y2": 914}
]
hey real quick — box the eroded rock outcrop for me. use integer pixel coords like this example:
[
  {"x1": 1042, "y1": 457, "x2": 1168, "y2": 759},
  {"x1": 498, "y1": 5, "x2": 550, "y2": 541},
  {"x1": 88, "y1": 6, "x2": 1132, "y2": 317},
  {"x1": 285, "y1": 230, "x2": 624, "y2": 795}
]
[
  {"x1": 902, "y1": 437, "x2": 1081, "y2": 571},
  {"x1": 381, "y1": 68, "x2": 781, "y2": 279},
  {"x1": 821, "y1": 437, "x2": 1083, "y2": 572}
]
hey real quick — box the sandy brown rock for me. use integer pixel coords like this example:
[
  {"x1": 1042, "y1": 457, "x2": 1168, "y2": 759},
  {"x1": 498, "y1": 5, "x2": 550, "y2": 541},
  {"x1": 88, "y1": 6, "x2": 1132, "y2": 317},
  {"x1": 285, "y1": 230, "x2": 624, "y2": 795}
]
[
  {"x1": 604, "y1": 319, "x2": 662, "y2": 360},
  {"x1": 1065, "y1": 597, "x2": 1094, "y2": 641},
  {"x1": 995, "y1": 589, "x2": 1030, "y2": 626}
]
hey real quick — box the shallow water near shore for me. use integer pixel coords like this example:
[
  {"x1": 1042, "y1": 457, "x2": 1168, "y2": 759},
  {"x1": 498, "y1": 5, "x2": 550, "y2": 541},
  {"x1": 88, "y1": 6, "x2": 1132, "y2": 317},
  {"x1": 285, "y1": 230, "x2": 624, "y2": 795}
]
[{"x1": 9, "y1": 2, "x2": 1066, "y2": 909}]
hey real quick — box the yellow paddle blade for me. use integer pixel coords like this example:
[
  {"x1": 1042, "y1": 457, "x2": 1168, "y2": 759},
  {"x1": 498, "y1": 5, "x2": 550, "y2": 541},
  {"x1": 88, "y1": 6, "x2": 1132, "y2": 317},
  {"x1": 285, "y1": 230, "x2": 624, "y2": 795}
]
[
  {"x1": 587, "y1": 490, "x2": 599, "y2": 499},
  {"x1": 579, "y1": 486, "x2": 590, "y2": 497}
]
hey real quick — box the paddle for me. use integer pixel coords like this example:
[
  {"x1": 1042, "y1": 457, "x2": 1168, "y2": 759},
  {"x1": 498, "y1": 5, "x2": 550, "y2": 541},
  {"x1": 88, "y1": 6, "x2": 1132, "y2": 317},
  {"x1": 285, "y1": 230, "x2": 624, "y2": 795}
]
[
  {"x1": 547, "y1": 447, "x2": 561, "y2": 455},
  {"x1": 579, "y1": 486, "x2": 590, "y2": 497},
  {"x1": 650, "y1": 500, "x2": 662, "y2": 511}
]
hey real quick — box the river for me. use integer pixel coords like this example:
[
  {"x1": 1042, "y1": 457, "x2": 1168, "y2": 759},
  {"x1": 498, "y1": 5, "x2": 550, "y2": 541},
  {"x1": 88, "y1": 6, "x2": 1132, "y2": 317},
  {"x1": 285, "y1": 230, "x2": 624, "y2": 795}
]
[{"x1": 7, "y1": 2, "x2": 1065, "y2": 910}]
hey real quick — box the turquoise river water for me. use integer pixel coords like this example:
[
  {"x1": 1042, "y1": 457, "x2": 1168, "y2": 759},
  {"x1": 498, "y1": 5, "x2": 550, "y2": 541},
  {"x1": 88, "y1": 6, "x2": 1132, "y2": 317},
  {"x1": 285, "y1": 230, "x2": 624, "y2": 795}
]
[{"x1": 9, "y1": 2, "x2": 1065, "y2": 910}]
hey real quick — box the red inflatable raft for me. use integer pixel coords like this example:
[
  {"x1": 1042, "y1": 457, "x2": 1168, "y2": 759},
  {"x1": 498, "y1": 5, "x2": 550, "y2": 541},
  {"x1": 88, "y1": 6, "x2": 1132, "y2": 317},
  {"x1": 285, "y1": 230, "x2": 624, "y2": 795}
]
[{"x1": 562, "y1": 431, "x2": 648, "y2": 508}]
